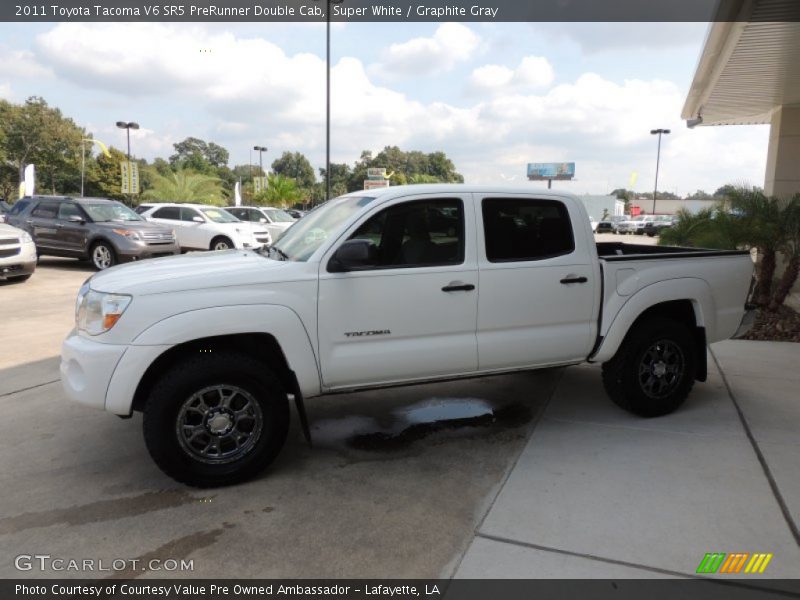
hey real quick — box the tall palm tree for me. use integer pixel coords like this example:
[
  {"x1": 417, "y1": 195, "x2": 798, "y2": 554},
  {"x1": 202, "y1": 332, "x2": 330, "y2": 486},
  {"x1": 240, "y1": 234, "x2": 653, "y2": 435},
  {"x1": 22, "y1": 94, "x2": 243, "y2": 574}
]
[
  {"x1": 141, "y1": 168, "x2": 224, "y2": 205},
  {"x1": 258, "y1": 174, "x2": 301, "y2": 208}
]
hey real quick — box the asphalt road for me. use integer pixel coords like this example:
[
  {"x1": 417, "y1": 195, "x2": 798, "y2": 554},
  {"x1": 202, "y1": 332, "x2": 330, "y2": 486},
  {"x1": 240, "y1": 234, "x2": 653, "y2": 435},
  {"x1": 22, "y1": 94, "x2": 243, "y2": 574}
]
[{"x1": 0, "y1": 257, "x2": 562, "y2": 579}]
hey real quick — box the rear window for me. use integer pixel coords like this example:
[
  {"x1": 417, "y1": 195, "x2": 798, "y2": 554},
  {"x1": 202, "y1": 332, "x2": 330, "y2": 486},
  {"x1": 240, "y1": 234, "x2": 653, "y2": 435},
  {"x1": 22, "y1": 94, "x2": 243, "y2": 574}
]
[
  {"x1": 8, "y1": 199, "x2": 31, "y2": 215},
  {"x1": 482, "y1": 198, "x2": 575, "y2": 262},
  {"x1": 31, "y1": 201, "x2": 59, "y2": 219}
]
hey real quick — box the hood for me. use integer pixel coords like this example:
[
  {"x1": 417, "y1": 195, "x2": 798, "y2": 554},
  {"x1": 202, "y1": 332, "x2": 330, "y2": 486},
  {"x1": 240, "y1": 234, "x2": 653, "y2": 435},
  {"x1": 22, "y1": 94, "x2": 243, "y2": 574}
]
[
  {"x1": 89, "y1": 250, "x2": 298, "y2": 295},
  {"x1": 0, "y1": 222, "x2": 26, "y2": 237},
  {"x1": 93, "y1": 220, "x2": 174, "y2": 233}
]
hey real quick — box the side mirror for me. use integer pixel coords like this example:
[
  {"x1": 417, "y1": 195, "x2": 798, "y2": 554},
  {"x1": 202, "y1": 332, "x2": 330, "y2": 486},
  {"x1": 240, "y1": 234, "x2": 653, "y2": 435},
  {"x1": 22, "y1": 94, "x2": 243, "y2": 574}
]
[
  {"x1": 67, "y1": 215, "x2": 85, "y2": 224},
  {"x1": 259, "y1": 217, "x2": 268, "y2": 223},
  {"x1": 328, "y1": 239, "x2": 377, "y2": 273},
  {"x1": 192, "y1": 216, "x2": 204, "y2": 223}
]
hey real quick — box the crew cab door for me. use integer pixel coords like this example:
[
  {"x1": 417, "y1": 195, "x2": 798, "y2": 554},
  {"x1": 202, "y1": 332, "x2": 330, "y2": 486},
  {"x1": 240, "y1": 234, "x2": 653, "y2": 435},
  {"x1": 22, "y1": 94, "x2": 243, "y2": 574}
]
[
  {"x1": 476, "y1": 194, "x2": 598, "y2": 369},
  {"x1": 318, "y1": 195, "x2": 478, "y2": 389}
]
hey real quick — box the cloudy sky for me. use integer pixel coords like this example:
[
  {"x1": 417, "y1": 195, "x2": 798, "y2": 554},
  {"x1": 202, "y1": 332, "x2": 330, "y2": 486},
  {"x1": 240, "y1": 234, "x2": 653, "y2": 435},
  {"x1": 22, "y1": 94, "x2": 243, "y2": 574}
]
[{"x1": 0, "y1": 21, "x2": 770, "y2": 195}]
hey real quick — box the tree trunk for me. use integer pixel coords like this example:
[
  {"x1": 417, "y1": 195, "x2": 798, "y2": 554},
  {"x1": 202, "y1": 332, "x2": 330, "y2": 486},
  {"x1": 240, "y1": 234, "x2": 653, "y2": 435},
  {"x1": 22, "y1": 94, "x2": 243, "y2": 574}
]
[
  {"x1": 754, "y1": 248, "x2": 777, "y2": 306},
  {"x1": 768, "y1": 255, "x2": 800, "y2": 311}
]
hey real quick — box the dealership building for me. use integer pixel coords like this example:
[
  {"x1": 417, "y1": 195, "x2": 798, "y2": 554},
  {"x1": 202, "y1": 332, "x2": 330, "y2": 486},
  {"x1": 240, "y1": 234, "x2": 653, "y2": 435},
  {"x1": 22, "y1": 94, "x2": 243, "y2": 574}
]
[{"x1": 682, "y1": 0, "x2": 800, "y2": 307}]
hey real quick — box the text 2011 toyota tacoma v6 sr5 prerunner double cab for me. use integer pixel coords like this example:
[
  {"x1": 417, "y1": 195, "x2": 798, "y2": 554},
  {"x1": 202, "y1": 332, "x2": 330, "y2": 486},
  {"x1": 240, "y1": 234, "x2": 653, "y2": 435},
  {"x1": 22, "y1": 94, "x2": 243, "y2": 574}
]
[{"x1": 61, "y1": 185, "x2": 755, "y2": 486}]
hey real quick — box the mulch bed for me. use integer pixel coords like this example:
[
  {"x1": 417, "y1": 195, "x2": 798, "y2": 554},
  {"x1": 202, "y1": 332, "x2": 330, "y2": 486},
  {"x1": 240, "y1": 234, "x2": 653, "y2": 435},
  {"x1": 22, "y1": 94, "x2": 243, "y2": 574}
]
[{"x1": 740, "y1": 305, "x2": 800, "y2": 343}]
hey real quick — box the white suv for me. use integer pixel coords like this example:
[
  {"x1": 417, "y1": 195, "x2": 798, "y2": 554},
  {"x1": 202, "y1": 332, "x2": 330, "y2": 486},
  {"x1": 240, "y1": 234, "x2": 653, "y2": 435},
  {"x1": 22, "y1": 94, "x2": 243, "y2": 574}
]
[
  {"x1": 140, "y1": 203, "x2": 270, "y2": 251},
  {"x1": 226, "y1": 206, "x2": 296, "y2": 242}
]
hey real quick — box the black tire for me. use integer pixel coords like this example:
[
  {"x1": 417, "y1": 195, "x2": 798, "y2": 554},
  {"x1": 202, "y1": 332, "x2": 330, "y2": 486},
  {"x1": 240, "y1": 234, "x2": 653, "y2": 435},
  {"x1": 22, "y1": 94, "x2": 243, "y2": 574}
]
[
  {"x1": 143, "y1": 352, "x2": 289, "y2": 487},
  {"x1": 601, "y1": 317, "x2": 696, "y2": 417},
  {"x1": 210, "y1": 236, "x2": 233, "y2": 251},
  {"x1": 90, "y1": 241, "x2": 117, "y2": 270}
]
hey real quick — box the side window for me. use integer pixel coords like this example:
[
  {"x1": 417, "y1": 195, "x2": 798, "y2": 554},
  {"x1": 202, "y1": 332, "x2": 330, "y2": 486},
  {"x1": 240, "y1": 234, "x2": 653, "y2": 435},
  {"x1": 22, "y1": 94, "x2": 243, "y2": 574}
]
[
  {"x1": 58, "y1": 203, "x2": 83, "y2": 220},
  {"x1": 9, "y1": 199, "x2": 31, "y2": 215},
  {"x1": 482, "y1": 198, "x2": 574, "y2": 262},
  {"x1": 152, "y1": 206, "x2": 180, "y2": 220},
  {"x1": 228, "y1": 208, "x2": 244, "y2": 220},
  {"x1": 31, "y1": 201, "x2": 59, "y2": 219},
  {"x1": 348, "y1": 198, "x2": 464, "y2": 269},
  {"x1": 181, "y1": 208, "x2": 201, "y2": 222}
]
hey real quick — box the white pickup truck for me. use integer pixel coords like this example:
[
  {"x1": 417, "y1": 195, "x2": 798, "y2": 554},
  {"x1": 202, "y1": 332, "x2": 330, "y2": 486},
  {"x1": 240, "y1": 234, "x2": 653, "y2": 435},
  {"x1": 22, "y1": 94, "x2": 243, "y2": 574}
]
[{"x1": 61, "y1": 185, "x2": 755, "y2": 487}]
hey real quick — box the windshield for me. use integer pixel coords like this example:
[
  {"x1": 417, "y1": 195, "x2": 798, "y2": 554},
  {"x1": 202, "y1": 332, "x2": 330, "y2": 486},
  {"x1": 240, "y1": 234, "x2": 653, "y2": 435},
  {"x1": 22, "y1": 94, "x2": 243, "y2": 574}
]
[
  {"x1": 82, "y1": 202, "x2": 142, "y2": 222},
  {"x1": 271, "y1": 195, "x2": 377, "y2": 262},
  {"x1": 200, "y1": 207, "x2": 240, "y2": 223},
  {"x1": 633, "y1": 216, "x2": 646, "y2": 221},
  {"x1": 264, "y1": 208, "x2": 295, "y2": 223}
]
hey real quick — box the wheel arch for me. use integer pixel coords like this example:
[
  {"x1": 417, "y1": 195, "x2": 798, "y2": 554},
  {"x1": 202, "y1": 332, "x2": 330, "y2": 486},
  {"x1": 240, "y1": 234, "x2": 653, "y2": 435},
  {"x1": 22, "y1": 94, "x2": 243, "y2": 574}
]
[{"x1": 132, "y1": 333, "x2": 295, "y2": 413}]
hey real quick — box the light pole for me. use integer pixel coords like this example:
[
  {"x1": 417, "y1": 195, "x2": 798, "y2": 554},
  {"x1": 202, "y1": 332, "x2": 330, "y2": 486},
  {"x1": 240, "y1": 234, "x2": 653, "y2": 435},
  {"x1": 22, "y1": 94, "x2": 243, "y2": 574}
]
[
  {"x1": 650, "y1": 128, "x2": 670, "y2": 215},
  {"x1": 116, "y1": 121, "x2": 139, "y2": 162},
  {"x1": 116, "y1": 121, "x2": 139, "y2": 206},
  {"x1": 254, "y1": 145, "x2": 268, "y2": 175},
  {"x1": 326, "y1": 0, "x2": 345, "y2": 202}
]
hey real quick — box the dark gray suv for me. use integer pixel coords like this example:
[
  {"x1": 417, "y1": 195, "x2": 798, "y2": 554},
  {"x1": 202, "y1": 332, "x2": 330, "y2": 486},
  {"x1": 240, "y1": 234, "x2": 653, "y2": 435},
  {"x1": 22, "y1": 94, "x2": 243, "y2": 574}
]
[{"x1": 7, "y1": 195, "x2": 180, "y2": 270}]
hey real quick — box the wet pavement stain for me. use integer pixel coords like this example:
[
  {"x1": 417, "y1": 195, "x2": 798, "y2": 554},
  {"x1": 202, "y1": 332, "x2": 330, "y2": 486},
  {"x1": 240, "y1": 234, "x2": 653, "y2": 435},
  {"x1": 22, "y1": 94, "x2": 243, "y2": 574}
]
[
  {"x1": 0, "y1": 490, "x2": 197, "y2": 535},
  {"x1": 106, "y1": 527, "x2": 225, "y2": 580},
  {"x1": 312, "y1": 397, "x2": 533, "y2": 453}
]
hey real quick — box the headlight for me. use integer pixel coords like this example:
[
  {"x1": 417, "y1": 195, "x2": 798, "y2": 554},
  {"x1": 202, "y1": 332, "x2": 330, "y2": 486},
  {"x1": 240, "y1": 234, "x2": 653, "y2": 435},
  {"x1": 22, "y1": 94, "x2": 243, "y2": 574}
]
[
  {"x1": 21, "y1": 231, "x2": 33, "y2": 244},
  {"x1": 76, "y1": 286, "x2": 132, "y2": 335},
  {"x1": 113, "y1": 229, "x2": 141, "y2": 241}
]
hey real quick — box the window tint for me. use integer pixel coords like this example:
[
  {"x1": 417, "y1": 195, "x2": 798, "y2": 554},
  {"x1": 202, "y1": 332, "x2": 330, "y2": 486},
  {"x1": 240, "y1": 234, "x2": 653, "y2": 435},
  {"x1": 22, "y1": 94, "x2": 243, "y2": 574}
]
[
  {"x1": 32, "y1": 201, "x2": 59, "y2": 219},
  {"x1": 180, "y1": 207, "x2": 201, "y2": 222},
  {"x1": 348, "y1": 199, "x2": 464, "y2": 269},
  {"x1": 58, "y1": 203, "x2": 83, "y2": 220},
  {"x1": 134, "y1": 205, "x2": 152, "y2": 214},
  {"x1": 482, "y1": 198, "x2": 574, "y2": 262},
  {"x1": 9, "y1": 199, "x2": 31, "y2": 215},
  {"x1": 152, "y1": 206, "x2": 180, "y2": 220}
]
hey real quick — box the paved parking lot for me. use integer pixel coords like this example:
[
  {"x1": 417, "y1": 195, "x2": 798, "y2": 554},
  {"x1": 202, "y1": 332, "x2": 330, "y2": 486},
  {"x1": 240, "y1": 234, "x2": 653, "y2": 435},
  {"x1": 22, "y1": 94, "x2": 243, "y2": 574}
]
[{"x1": 3, "y1": 238, "x2": 798, "y2": 584}]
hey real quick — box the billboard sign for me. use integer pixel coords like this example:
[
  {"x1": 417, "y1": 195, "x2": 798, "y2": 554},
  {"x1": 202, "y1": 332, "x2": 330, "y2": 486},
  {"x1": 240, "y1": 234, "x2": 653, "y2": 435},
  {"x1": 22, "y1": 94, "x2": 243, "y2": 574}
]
[
  {"x1": 527, "y1": 162, "x2": 575, "y2": 181},
  {"x1": 367, "y1": 167, "x2": 387, "y2": 180},
  {"x1": 364, "y1": 179, "x2": 390, "y2": 190}
]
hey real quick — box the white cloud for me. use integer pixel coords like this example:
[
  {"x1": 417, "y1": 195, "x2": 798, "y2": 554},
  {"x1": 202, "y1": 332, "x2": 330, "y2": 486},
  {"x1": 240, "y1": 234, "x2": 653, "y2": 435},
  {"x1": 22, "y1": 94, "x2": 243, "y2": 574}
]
[
  {"x1": 0, "y1": 47, "x2": 52, "y2": 80},
  {"x1": 372, "y1": 23, "x2": 480, "y2": 77},
  {"x1": 469, "y1": 55, "x2": 554, "y2": 94}
]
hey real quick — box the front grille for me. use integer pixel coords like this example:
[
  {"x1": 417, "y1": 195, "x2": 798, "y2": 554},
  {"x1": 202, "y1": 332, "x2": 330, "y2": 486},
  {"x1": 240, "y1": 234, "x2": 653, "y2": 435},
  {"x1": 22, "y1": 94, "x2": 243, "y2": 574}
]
[
  {"x1": 255, "y1": 236, "x2": 271, "y2": 243},
  {"x1": 0, "y1": 247, "x2": 20, "y2": 258},
  {"x1": 0, "y1": 237, "x2": 19, "y2": 245},
  {"x1": 141, "y1": 231, "x2": 175, "y2": 245}
]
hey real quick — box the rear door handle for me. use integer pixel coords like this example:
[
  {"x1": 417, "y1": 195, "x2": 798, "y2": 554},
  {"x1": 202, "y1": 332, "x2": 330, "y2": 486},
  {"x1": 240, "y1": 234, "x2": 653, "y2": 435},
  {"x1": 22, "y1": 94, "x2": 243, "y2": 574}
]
[
  {"x1": 560, "y1": 276, "x2": 588, "y2": 284},
  {"x1": 442, "y1": 283, "x2": 476, "y2": 292}
]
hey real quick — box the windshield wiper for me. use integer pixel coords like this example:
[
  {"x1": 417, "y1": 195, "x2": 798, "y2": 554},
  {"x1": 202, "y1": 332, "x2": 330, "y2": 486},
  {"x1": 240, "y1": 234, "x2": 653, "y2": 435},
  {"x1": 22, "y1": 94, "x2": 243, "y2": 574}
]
[{"x1": 270, "y1": 246, "x2": 289, "y2": 261}]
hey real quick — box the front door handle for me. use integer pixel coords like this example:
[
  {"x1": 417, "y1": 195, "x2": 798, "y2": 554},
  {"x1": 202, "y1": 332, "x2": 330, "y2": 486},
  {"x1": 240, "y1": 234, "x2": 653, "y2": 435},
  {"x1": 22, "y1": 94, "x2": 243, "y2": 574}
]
[
  {"x1": 442, "y1": 283, "x2": 476, "y2": 292},
  {"x1": 560, "y1": 276, "x2": 588, "y2": 284}
]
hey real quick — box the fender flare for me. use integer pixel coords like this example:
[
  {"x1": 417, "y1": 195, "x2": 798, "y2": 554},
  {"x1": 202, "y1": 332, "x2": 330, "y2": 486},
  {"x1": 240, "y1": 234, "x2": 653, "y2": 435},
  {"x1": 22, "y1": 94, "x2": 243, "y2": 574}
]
[{"x1": 591, "y1": 278, "x2": 715, "y2": 363}]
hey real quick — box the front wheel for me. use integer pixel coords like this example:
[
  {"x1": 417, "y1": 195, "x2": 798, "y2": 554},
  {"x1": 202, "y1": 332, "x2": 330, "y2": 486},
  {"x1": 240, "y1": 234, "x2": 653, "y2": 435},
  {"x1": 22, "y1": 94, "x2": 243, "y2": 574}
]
[
  {"x1": 601, "y1": 317, "x2": 696, "y2": 417},
  {"x1": 210, "y1": 237, "x2": 233, "y2": 251},
  {"x1": 91, "y1": 241, "x2": 116, "y2": 270},
  {"x1": 143, "y1": 352, "x2": 289, "y2": 487}
]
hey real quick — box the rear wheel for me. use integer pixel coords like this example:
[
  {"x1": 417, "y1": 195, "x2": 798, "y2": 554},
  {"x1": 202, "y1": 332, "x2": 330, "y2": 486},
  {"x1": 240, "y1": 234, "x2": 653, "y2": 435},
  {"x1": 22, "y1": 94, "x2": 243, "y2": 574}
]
[
  {"x1": 143, "y1": 352, "x2": 289, "y2": 487},
  {"x1": 601, "y1": 317, "x2": 696, "y2": 417},
  {"x1": 91, "y1": 241, "x2": 116, "y2": 270}
]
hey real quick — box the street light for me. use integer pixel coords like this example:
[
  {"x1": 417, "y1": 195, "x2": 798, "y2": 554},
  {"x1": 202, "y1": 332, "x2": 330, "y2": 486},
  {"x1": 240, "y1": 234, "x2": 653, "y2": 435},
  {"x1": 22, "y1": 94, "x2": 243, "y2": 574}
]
[
  {"x1": 327, "y1": 0, "x2": 345, "y2": 202},
  {"x1": 115, "y1": 121, "x2": 140, "y2": 161},
  {"x1": 253, "y1": 145, "x2": 268, "y2": 175},
  {"x1": 650, "y1": 128, "x2": 670, "y2": 215}
]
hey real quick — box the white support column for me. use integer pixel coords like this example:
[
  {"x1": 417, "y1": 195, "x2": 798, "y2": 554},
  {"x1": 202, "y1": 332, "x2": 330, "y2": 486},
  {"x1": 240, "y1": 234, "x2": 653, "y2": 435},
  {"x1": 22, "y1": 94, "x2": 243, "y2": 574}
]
[{"x1": 765, "y1": 106, "x2": 800, "y2": 200}]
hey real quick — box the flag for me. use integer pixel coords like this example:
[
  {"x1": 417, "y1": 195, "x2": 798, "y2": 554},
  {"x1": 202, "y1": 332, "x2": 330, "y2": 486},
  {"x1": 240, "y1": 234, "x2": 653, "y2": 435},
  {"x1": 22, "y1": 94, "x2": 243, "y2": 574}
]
[
  {"x1": 23, "y1": 164, "x2": 35, "y2": 196},
  {"x1": 234, "y1": 181, "x2": 242, "y2": 207}
]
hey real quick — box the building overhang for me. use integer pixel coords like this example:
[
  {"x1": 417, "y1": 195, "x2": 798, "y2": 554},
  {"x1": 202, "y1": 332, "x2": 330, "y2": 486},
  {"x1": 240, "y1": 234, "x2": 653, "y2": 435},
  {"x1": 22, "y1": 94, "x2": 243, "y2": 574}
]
[{"x1": 681, "y1": 0, "x2": 800, "y2": 127}]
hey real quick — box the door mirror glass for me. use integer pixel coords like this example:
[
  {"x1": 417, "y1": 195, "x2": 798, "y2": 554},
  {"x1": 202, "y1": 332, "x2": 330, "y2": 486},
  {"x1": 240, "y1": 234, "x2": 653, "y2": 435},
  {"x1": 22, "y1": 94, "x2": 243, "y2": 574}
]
[
  {"x1": 329, "y1": 239, "x2": 377, "y2": 272},
  {"x1": 67, "y1": 215, "x2": 85, "y2": 224}
]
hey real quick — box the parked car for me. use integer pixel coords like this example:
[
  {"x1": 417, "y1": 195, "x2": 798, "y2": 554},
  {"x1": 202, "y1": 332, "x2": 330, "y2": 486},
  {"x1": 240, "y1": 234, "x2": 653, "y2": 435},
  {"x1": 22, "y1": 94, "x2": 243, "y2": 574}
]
[
  {"x1": 616, "y1": 215, "x2": 653, "y2": 235},
  {"x1": 643, "y1": 215, "x2": 677, "y2": 237},
  {"x1": 225, "y1": 206, "x2": 296, "y2": 243},
  {"x1": 61, "y1": 184, "x2": 755, "y2": 487},
  {"x1": 596, "y1": 215, "x2": 625, "y2": 234},
  {"x1": 0, "y1": 222, "x2": 37, "y2": 282},
  {"x1": 140, "y1": 203, "x2": 270, "y2": 251},
  {"x1": 285, "y1": 209, "x2": 305, "y2": 219},
  {"x1": 6, "y1": 195, "x2": 179, "y2": 270}
]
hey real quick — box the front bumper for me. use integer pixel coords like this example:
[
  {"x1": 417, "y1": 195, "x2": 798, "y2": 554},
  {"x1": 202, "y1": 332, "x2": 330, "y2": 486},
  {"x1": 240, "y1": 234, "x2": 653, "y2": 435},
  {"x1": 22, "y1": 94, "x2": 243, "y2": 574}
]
[
  {"x1": 0, "y1": 241, "x2": 37, "y2": 279},
  {"x1": 733, "y1": 305, "x2": 758, "y2": 339},
  {"x1": 61, "y1": 332, "x2": 128, "y2": 411},
  {"x1": 117, "y1": 242, "x2": 181, "y2": 263}
]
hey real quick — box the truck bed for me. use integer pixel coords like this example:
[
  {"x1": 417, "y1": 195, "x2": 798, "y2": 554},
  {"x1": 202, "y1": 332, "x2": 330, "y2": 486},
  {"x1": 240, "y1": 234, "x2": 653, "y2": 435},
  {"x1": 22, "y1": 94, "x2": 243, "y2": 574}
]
[{"x1": 597, "y1": 241, "x2": 750, "y2": 261}]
